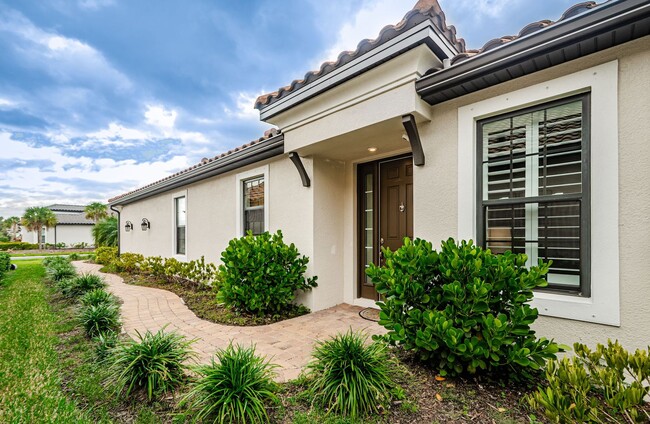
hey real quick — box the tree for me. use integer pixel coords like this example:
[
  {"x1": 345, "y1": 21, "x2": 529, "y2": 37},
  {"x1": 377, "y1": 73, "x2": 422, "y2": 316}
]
[
  {"x1": 84, "y1": 202, "x2": 108, "y2": 223},
  {"x1": 4, "y1": 217, "x2": 21, "y2": 241},
  {"x1": 92, "y1": 216, "x2": 118, "y2": 247},
  {"x1": 22, "y1": 207, "x2": 57, "y2": 249}
]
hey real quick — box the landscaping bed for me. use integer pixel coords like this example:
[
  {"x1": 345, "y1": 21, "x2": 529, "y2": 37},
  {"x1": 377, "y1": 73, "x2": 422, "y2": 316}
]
[{"x1": 120, "y1": 272, "x2": 310, "y2": 326}]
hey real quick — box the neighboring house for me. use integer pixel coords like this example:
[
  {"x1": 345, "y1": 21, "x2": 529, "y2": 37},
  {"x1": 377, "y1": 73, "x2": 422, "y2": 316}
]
[
  {"x1": 23, "y1": 204, "x2": 95, "y2": 247},
  {"x1": 109, "y1": 0, "x2": 650, "y2": 349}
]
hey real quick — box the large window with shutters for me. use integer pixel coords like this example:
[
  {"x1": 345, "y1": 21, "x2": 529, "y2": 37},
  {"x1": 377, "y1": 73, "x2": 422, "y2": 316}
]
[{"x1": 477, "y1": 94, "x2": 590, "y2": 295}]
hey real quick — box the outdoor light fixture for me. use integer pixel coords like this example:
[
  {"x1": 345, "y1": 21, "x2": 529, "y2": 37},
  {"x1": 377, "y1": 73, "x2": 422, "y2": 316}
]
[
  {"x1": 124, "y1": 221, "x2": 133, "y2": 232},
  {"x1": 141, "y1": 218, "x2": 150, "y2": 231},
  {"x1": 367, "y1": 147, "x2": 378, "y2": 153}
]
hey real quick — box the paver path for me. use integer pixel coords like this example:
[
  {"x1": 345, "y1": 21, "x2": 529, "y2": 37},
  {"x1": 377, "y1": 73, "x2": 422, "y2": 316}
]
[{"x1": 74, "y1": 262, "x2": 385, "y2": 381}]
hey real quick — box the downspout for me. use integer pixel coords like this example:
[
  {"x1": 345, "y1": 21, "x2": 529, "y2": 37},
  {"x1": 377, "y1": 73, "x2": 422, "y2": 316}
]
[
  {"x1": 110, "y1": 205, "x2": 121, "y2": 257},
  {"x1": 54, "y1": 225, "x2": 57, "y2": 249}
]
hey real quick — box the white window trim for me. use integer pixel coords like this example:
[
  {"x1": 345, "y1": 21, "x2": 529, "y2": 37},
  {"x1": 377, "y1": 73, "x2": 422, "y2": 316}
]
[
  {"x1": 172, "y1": 190, "x2": 188, "y2": 261},
  {"x1": 236, "y1": 165, "x2": 270, "y2": 237},
  {"x1": 458, "y1": 60, "x2": 620, "y2": 326}
]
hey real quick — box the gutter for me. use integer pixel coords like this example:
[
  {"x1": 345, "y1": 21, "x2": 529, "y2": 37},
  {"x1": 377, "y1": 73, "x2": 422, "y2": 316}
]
[
  {"x1": 109, "y1": 205, "x2": 121, "y2": 256},
  {"x1": 415, "y1": 0, "x2": 650, "y2": 104},
  {"x1": 110, "y1": 134, "x2": 285, "y2": 206}
]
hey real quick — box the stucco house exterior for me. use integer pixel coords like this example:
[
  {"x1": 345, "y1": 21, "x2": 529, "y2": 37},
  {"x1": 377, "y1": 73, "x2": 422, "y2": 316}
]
[
  {"x1": 22, "y1": 204, "x2": 95, "y2": 247},
  {"x1": 109, "y1": 0, "x2": 650, "y2": 349}
]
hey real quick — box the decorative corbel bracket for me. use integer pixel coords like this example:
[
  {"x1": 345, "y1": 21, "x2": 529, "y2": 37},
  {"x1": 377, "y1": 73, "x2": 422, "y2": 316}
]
[
  {"x1": 288, "y1": 152, "x2": 311, "y2": 187},
  {"x1": 402, "y1": 114, "x2": 425, "y2": 166}
]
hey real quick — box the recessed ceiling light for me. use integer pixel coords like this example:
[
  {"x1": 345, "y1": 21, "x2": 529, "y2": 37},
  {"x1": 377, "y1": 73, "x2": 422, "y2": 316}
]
[{"x1": 367, "y1": 147, "x2": 377, "y2": 152}]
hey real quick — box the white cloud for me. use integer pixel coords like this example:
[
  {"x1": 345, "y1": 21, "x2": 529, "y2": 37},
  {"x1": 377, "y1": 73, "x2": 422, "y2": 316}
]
[
  {"x1": 78, "y1": 0, "x2": 115, "y2": 10},
  {"x1": 313, "y1": 0, "x2": 410, "y2": 68},
  {"x1": 145, "y1": 104, "x2": 177, "y2": 132},
  {"x1": 0, "y1": 131, "x2": 190, "y2": 214},
  {"x1": 0, "y1": 97, "x2": 16, "y2": 108},
  {"x1": 224, "y1": 91, "x2": 264, "y2": 121},
  {"x1": 0, "y1": 9, "x2": 131, "y2": 91}
]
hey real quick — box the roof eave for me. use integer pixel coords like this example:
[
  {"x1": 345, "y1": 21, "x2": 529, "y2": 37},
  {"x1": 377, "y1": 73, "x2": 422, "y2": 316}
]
[
  {"x1": 258, "y1": 19, "x2": 461, "y2": 121},
  {"x1": 415, "y1": 0, "x2": 650, "y2": 105},
  {"x1": 109, "y1": 134, "x2": 285, "y2": 206}
]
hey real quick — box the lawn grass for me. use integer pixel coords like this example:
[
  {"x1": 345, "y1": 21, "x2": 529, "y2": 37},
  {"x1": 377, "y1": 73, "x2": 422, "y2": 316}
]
[
  {"x1": 0, "y1": 260, "x2": 92, "y2": 423},
  {"x1": 0, "y1": 260, "x2": 165, "y2": 423}
]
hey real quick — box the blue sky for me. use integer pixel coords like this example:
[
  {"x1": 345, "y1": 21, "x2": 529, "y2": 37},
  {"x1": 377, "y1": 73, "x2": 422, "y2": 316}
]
[{"x1": 0, "y1": 0, "x2": 579, "y2": 217}]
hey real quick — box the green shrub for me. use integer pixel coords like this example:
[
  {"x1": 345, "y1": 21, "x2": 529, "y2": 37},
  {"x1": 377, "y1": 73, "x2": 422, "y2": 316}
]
[
  {"x1": 0, "y1": 242, "x2": 39, "y2": 251},
  {"x1": 68, "y1": 253, "x2": 80, "y2": 261},
  {"x1": 140, "y1": 255, "x2": 165, "y2": 277},
  {"x1": 61, "y1": 273, "x2": 106, "y2": 298},
  {"x1": 46, "y1": 261, "x2": 77, "y2": 282},
  {"x1": 79, "y1": 302, "x2": 121, "y2": 338},
  {"x1": 95, "y1": 246, "x2": 118, "y2": 265},
  {"x1": 43, "y1": 255, "x2": 70, "y2": 268},
  {"x1": 367, "y1": 238, "x2": 562, "y2": 378},
  {"x1": 80, "y1": 288, "x2": 116, "y2": 307},
  {"x1": 0, "y1": 252, "x2": 10, "y2": 280},
  {"x1": 217, "y1": 230, "x2": 317, "y2": 315},
  {"x1": 112, "y1": 252, "x2": 144, "y2": 272},
  {"x1": 107, "y1": 328, "x2": 194, "y2": 400},
  {"x1": 527, "y1": 340, "x2": 650, "y2": 423},
  {"x1": 93, "y1": 331, "x2": 119, "y2": 360},
  {"x1": 181, "y1": 343, "x2": 278, "y2": 423},
  {"x1": 306, "y1": 330, "x2": 395, "y2": 419}
]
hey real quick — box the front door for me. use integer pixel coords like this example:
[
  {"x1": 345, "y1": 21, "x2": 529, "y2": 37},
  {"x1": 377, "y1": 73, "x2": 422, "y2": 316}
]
[{"x1": 358, "y1": 155, "x2": 413, "y2": 300}]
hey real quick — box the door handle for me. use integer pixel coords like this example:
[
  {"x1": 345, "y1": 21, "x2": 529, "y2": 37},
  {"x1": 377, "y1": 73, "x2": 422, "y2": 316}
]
[{"x1": 399, "y1": 202, "x2": 405, "y2": 213}]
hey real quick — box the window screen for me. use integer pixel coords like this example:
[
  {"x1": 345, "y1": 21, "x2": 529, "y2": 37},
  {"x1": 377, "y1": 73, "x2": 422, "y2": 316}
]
[
  {"x1": 243, "y1": 177, "x2": 264, "y2": 235},
  {"x1": 478, "y1": 95, "x2": 590, "y2": 294}
]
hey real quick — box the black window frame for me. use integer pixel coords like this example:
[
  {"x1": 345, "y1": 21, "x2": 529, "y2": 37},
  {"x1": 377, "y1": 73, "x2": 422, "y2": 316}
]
[
  {"x1": 476, "y1": 93, "x2": 591, "y2": 297},
  {"x1": 242, "y1": 176, "x2": 265, "y2": 236},
  {"x1": 174, "y1": 196, "x2": 186, "y2": 255}
]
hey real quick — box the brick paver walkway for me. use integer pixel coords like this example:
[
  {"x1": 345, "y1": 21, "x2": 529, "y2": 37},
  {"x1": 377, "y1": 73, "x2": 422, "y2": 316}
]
[{"x1": 74, "y1": 262, "x2": 384, "y2": 381}]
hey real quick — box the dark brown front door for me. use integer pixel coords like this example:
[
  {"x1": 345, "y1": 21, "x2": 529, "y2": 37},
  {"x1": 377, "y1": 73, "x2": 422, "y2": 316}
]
[{"x1": 358, "y1": 155, "x2": 413, "y2": 300}]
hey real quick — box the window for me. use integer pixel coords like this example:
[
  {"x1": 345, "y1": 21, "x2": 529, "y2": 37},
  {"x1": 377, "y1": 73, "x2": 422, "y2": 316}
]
[
  {"x1": 175, "y1": 196, "x2": 186, "y2": 255},
  {"x1": 459, "y1": 61, "x2": 619, "y2": 325},
  {"x1": 477, "y1": 95, "x2": 590, "y2": 295},
  {"x1": 243, "y1": 176, "x2": 265, "y2": 235}
]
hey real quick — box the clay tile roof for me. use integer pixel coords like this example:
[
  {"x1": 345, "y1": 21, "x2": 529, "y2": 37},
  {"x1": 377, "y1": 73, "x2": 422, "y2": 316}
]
[
  {"x1": 448, "y1": 1, "x2": 599, "y2": 66},
  {"x1": 254, "y1": 0, "x2": 465, "y2": 110},
  {"x1": 108, "y1": 128, "x2": 282, "y2": 203}
]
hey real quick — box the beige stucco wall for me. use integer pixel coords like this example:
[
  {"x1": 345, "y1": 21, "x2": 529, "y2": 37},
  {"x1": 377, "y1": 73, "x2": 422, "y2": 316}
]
[
  {"x1": 23, "y1": 225, "x2": 93, "y2": 246},
  {"x1": 414, "y1": 36, "x2": 650, "y2": 350}
]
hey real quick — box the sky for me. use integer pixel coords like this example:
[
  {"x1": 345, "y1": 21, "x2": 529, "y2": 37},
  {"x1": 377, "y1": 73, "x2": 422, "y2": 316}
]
[{"x1": 0, "y1": 0, "x2": 580, "y2": 217}]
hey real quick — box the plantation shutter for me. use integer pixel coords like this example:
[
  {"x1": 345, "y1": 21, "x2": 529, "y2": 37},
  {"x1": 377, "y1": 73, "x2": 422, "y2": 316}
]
[{"x1": 479, "y1": 96, "x2": 590, "y2": 293}]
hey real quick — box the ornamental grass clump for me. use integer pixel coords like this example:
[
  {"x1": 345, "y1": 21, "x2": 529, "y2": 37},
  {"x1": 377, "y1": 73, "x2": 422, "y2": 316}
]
[
  {"x1": 80, "y1": 288, "x2": 117, "y2": 307},
  {"x1": 107, "y1": 328, "x2": 195, "y2": 401},
  {"x1": 181, "y1": 343, "x2": 278, "y2": 424},
  {"x1": 217, "y1": 230, "x2": 317, "y2": 316},
  {"x1": 305, "y1": 330, "x2": 395, "y2": 419},
  {"x1": 366, "y1": 238, "x2": 562, "y2": 378},
  {"x1": 46, "y1": 260, "x2": 77, "y2": 282},
  {"x1": 79, "y1": 302, "x2": 121, "y2": 338},
  {"x1": 62, "y1": 273, "x2": 106, "y2": 298}
]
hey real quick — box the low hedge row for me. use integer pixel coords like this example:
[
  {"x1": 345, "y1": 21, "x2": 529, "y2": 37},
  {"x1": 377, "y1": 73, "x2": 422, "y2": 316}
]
[{"x1": 0, "y1": 242, "x2": 39, "y2": 251}]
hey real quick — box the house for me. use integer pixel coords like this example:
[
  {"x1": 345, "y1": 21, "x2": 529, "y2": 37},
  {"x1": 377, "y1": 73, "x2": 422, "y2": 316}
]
[
  {"x1": 109, "y1": 0, "x2": 650, "y2": 349},
  {"x1": 22, "y1": 204, "x2": 95, "y2": 247}
]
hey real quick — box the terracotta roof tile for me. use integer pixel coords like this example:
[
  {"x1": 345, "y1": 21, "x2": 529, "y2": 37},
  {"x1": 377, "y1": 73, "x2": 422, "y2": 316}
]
[
  {"x1": 108, "y1": 128, "x2": 281, "y2": 203},
  {"x1": 254, "y1": 0, "x2": 465, "y2": 110},
  {"x1": 448, "y1": 1, "x2": 600, "y2": 66}
]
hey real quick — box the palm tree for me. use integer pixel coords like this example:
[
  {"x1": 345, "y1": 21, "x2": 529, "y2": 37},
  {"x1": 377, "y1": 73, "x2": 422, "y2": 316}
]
[
  {"x1": 84, "y1": 202, "x2": 108, "y2": 222},
  {"x1": 4, "y1": 217, "x2": 21, "y2": 241},
  {"x1": 92, "y1": 216, "x2": 118, "y2": 247},
  {"x1": 22, "y1": 207, "x2": 57, "y2": 249}
]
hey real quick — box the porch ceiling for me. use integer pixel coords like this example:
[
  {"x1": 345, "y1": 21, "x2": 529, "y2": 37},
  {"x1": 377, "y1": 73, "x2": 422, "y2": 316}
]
[{"x1": 296, "y1": 117, "x2": 410, "y2": 162}]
